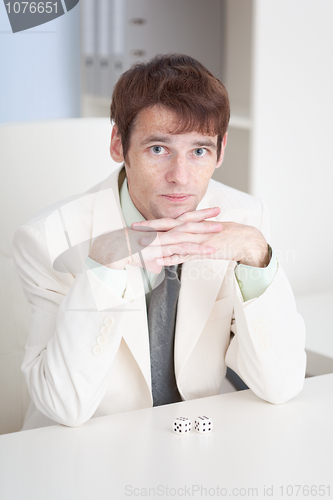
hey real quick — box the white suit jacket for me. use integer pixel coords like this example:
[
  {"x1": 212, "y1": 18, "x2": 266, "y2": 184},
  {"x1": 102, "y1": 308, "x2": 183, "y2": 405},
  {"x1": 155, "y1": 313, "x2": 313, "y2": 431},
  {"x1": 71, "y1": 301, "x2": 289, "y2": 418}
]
[{"x1": 13, "y1": 166, "x2": 306, "y2": 430}]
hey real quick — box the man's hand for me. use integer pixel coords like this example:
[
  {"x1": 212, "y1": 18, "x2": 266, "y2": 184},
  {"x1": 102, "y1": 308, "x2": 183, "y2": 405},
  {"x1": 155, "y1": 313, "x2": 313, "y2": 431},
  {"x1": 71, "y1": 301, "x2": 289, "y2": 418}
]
[
  {"x1": 88, "y1": 221, "x2": 217, "y2": 274},
  {"x1": 89, "y1": 227, "x2": 161, "y2": 273},
  {"x1": 132, "y1": 207, "x2": 270, "y2": 268}
]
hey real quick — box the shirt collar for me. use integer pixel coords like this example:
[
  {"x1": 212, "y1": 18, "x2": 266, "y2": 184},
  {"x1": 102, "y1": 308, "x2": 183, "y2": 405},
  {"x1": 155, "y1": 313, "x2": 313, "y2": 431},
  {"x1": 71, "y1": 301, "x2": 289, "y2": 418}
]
[{"x1": 120, "y1": 177, "x2": 146, "y2": 227}]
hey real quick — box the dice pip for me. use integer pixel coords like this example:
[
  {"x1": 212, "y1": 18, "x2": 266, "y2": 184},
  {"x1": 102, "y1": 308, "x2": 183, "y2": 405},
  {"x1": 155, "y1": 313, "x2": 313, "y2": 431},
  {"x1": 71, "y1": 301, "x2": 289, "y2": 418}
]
[
  {"x1": 194, "y1": 416, "x2": 213, "y2": 433},
  {"x1": 173, "y1": 417, "x2": 192, "y2": 434}
]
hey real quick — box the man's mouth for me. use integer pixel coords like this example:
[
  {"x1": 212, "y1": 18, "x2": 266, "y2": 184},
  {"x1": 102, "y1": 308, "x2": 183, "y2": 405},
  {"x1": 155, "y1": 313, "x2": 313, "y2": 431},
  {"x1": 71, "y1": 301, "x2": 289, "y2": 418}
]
[{"x1": 161, "y1": 194, "x2": 192, "y2": 202}]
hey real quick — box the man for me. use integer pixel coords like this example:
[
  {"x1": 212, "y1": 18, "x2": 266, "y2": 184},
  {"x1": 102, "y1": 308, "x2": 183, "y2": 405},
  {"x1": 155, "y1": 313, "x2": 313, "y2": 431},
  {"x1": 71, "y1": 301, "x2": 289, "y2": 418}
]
[{"x1": 13, "y1": 54, "x2": 306, "y2": 430}]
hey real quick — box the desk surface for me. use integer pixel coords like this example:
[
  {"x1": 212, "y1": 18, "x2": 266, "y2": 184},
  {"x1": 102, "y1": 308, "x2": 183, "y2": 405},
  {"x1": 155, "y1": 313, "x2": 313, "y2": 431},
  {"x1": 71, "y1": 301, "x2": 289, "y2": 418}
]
[{"x1": 1, "y1": 375, "x2": 333, "y2": 500}]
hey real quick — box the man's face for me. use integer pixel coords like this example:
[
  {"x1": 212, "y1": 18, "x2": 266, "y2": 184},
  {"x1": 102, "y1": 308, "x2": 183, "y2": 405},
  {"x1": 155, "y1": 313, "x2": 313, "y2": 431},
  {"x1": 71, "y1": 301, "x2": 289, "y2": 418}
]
[{"x1": 110, "y1": 105, "x2": 226, "y2": 220}]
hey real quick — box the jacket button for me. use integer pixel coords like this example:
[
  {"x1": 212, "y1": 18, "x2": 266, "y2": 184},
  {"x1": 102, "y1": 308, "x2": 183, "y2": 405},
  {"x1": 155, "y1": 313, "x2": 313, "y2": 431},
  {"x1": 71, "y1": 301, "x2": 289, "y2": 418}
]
[
  {"x1": 93, "y1": 345, "x2": 104, "y2": 356},
  {"x1": 97, "y1": 335, "x2": 108, "y2": 346},
  {"x1": 258, "y1": 333, "x2": 269, "y2": 343},
  {"x1": 253, "y1": 318, "x2": 264, "y2": 327},
  {"x1": 100, "y1": 325, "x2": 111, "y2": 337},
  {"x1": 104, "y1": 316, "x2": 114, "y2": 328}
]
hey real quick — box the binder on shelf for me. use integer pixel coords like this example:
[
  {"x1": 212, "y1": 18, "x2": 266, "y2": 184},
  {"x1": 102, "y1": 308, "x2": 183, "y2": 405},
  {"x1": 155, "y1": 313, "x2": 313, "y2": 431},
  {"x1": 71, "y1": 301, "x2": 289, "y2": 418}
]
[
  {"x1": 96, "y1": 0, "x2": 112, "y2": 98},
  {"x1": 82, "y1": 0, "x2": 95, "y2": 95},
  {"x1": 109, "y1": 0, "x2": 127, "y2": 96},
  {"x1": 82, "y1": 0, "x2": 128, "y2": 99}
]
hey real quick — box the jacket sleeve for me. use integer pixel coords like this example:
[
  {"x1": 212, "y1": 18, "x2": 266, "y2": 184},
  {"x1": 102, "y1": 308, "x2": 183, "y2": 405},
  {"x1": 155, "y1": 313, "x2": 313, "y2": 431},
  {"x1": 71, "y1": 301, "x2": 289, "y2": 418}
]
[
  {"x1": 12, "y1": 223, "x2": 140, "y2": 427},
  {"x1": 225, "y1": 199, "x2": 307, "y2": 404}
]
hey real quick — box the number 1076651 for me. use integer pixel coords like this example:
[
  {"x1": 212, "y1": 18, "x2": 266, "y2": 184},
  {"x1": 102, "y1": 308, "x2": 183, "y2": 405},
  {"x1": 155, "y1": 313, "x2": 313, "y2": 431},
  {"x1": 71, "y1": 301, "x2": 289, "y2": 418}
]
[{"x1": 5, "y1": 2, "x2": 58, "y2": 14}]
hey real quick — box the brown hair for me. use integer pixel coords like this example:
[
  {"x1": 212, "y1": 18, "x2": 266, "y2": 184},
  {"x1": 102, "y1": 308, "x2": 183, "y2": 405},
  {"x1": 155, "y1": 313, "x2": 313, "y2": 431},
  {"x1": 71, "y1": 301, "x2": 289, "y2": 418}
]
[{"x1": 110, "y1": 54, "x2": 230, "y2": 161}]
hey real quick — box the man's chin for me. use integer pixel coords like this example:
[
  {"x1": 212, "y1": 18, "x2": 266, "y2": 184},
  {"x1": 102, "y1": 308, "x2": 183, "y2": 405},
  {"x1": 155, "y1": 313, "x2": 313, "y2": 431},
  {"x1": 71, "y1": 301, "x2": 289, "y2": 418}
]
[{"x1": 151, "y1": 201, "x2": 199, "y2": 220}]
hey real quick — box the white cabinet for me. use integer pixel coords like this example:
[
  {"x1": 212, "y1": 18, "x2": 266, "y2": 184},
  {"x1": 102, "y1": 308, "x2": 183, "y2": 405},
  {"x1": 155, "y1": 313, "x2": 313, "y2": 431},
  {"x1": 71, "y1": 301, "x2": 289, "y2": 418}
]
[
  {"x1": 126, "y1": 0, "x2": 223, "y2": 77},
  {"x1": 81, "y1": 0, "x2": 223, "y2": 102},
  {"x1": 212, "y1": 0, "x2": 253, "y2": 193}
]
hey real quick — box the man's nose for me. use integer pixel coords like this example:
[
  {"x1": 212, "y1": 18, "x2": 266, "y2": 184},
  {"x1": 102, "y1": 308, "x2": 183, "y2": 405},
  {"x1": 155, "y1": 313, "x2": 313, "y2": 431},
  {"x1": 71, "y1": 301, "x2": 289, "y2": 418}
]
[{"x1": 165, "y1": 155, "x2": 190, "y2": 185}]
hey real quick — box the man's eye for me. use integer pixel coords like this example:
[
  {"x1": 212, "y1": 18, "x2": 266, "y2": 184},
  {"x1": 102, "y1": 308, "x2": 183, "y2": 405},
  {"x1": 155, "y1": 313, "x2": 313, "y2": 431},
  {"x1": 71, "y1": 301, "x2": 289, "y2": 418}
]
[
  {"x1": 151, "y1": 146, "x2": 165, "y2": 154},
  {"x1": 193, "y1": 148, "x2": 206, "y2": 157}
]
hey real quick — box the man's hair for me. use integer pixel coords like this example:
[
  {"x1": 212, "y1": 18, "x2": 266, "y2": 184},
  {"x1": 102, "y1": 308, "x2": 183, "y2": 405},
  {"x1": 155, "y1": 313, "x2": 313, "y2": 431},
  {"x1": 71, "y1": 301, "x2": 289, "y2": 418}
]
[{"x1": 110, "y1": 54, "x2": 230, "y2": 161}]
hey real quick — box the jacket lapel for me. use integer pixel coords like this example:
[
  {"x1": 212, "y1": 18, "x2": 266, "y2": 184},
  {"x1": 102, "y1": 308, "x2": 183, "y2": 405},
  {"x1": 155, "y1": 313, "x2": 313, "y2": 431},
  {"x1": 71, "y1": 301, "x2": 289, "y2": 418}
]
[
  {"x1": 174, "y1": 258, "x2": 229, "y2": 384},
  {"x1": 122, "y1": 265, "x2": 152, "y2": 399},
  {"x1": 90, "y1": 165, "x2": 127, "y2": 237}
]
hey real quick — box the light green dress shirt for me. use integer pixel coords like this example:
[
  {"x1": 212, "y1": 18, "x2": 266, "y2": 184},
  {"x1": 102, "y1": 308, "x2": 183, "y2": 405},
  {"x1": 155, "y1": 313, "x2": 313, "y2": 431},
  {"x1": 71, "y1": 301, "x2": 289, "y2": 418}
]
[{"x1": 86, "y1": 178, "x2": 278, "y2": 302}]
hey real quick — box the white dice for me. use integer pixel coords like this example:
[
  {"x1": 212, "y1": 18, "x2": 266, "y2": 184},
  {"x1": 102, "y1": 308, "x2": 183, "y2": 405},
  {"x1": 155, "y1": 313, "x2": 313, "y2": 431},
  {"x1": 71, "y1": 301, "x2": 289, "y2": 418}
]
[
  {"x1": 194, "y1": 416, "x2": 213, "y2": 433},
  {"x1": 173, "y1": 417, "x2": 192, "y2": 434}
]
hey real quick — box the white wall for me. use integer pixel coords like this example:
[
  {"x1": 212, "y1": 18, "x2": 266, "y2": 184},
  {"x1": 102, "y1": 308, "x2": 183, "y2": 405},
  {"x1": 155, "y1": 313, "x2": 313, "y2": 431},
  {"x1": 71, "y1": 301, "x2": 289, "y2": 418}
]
[
  {"x1": 0, "y1": 2, "x2": 81, "y2": 123},
  {"x1": 251, "y1": 0, "x2": 333, "y2": 295}
]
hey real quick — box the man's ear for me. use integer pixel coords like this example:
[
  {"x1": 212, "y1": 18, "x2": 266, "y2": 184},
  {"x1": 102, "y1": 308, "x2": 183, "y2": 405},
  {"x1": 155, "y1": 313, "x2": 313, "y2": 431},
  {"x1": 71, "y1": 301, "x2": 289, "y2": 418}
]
[
  {"x1": 215, "y1": 133, "x2": 228, "y2": 169},
  {"x1": 110, "y1": 125, "x2": 124, "y2": 163}
]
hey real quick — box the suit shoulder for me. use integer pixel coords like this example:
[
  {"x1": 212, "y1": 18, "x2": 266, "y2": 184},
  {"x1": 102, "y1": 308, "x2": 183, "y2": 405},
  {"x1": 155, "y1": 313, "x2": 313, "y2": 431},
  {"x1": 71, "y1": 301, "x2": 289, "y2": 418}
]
[
  {"x1": 17, "y1": 177, "x2": 107, "y2": 235},
  {"x1": 206, "y1": 178, "x2": 265, "y2": 228},
  {"x1": 207, "y1": 178, "x2": 262, "y2": 210}
]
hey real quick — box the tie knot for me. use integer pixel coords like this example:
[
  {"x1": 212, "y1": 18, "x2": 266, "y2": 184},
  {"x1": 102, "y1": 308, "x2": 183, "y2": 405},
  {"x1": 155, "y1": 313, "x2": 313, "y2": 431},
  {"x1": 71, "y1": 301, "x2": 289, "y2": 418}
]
[
  {"x1": 166, "y1": 265, "x2": 177, "y2": 272},
  {"x1": 164, "y1": 265, "x2": 178, "y2": 279}
]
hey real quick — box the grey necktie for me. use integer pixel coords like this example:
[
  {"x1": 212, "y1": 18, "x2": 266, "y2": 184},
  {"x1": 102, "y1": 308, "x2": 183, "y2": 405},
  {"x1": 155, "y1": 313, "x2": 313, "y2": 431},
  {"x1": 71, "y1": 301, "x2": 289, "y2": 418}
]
[{"x1": 147, "y1": 265, "x2": 182, "y2": 406}]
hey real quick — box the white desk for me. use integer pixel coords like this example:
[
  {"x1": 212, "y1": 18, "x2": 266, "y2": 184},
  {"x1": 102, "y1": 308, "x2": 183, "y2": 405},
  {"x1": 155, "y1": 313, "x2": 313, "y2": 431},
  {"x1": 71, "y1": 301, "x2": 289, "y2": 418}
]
[{"x1": 1, "y1": 375, "x2": 332, "y2": 500}]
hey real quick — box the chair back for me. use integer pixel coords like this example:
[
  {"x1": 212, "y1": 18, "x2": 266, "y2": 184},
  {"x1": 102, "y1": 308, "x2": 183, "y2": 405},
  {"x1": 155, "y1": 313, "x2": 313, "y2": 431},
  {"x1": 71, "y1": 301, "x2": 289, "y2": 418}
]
[{"x1": 0, "y1": 118, "x2": 119, "y2": 434}]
